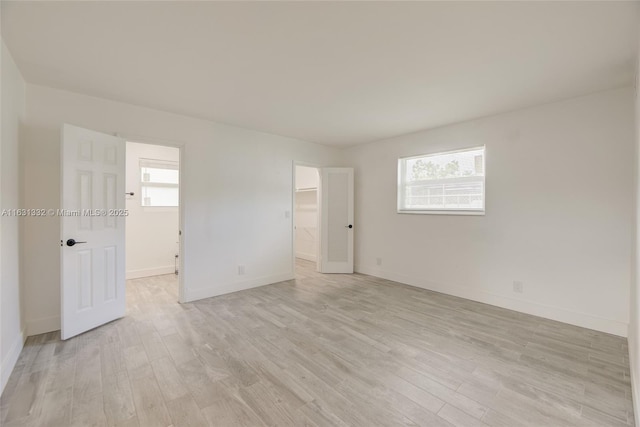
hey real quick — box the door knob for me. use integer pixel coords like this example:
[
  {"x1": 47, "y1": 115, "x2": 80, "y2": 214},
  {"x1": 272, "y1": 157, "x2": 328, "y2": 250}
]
[
  {"x1": 345, "y1": 224, "x2": 353, "y2": 229},
  {"x1": 66, "y1": 239, "x2": 87, "y2": 247}
]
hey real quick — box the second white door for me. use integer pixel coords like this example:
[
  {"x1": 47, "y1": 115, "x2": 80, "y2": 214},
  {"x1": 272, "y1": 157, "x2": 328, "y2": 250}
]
[{"x1": 320, "y1": 167, "x2": 354, "y2": 273}]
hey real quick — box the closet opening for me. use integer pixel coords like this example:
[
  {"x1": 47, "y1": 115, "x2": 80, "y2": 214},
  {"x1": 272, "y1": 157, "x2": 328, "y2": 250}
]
[{"x1": 294, "y1": 164, "x2": 320, "y2": 277}]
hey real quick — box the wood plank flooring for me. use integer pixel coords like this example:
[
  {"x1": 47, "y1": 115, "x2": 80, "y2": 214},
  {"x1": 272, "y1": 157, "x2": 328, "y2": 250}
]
[{"x1": 0, "y1": 259, "x2": 634, "y2": 426}]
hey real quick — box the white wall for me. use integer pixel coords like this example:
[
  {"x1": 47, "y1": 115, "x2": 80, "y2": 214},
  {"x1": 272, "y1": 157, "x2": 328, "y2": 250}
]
[
  {"x1": 295, "y1": 166, "x2": 319, "y2": 262},
  {"x1": 346, "y1": 87, "x2": 635, "y2": 337},
  {"x1": 21, "y1": 84, "x2": 342, "y2": 335},
  {"x1": 125, "y1": 142, "x2": 179, "y2": 279},
  {"x1": 1, "y1": 41, "x2": 26, "y2": 393},
  {"x1": 628, "y1": 27, "x2": 640, "y2": 426}
]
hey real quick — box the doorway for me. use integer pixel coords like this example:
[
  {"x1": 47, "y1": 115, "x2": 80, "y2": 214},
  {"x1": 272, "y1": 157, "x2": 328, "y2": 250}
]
[
  {"x1": 125, "y1": 141, "x2": 181, "y2": 302},
  {"x1": 294, "y1": 165, "x2": 320, "y2": 277},
  {"x1": 292, "y1": 163, "x2": 355, "y2": 277},
  {"x1": 60, "y1": 124, "x2": 187, "y2": 339}
]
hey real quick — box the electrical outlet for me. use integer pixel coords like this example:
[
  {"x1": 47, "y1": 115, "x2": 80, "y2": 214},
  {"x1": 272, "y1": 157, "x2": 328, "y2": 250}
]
[
  {"x1": 513, "y1": 280, "x2": 523, "y2": 293},
  {"x1": 238, "y1": 265, "x2": 245, "y2": 275},
  {"x1": 376, "y1": 257, "x2": 382, "y2": 266}
]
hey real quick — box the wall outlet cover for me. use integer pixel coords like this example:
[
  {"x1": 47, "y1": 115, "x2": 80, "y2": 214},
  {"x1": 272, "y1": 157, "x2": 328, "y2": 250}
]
[{"x1": 513, "y1": 281, "x2": 523, "y2": 293}]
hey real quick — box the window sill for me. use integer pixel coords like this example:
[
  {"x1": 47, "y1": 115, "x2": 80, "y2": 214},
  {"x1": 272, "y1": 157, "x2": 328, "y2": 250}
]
[{"x1": 397, "y1": 209, "x2": 485, "y2": 216}]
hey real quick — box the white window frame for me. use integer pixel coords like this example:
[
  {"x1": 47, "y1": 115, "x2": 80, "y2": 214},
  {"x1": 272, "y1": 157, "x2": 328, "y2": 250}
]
[
  {"x1": 140, "y1": 158, "x2": 179, "y2": 207},
  {"x1": 397, "y1": 146, "x2": 486, "y2": 215}
]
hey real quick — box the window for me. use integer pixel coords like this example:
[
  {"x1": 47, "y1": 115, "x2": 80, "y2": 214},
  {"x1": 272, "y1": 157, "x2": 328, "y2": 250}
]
[
  {"x1": 398, "y1": 146, "x2": 485, "y2": 214},
  {"x1": 140, "y1": 159, "x2": 179, "y2": 207}
]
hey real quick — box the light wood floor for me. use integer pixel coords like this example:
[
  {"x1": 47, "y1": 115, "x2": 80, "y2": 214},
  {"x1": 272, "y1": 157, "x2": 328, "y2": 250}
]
[{"x1": 0, "y1": 260, "x2": 634, "y2": 426}]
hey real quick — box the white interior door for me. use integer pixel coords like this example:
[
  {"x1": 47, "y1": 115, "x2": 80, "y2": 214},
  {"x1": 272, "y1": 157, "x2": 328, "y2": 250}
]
[
  {"x1": 61, "y1": 124, "x2": 126, "y2": 340},
  {"x1": 320, "y1": 167, "x2": 354, "y2": 273}
]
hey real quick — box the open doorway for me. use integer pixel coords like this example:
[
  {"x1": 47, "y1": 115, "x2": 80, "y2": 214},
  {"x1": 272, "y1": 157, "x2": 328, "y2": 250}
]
[
  {"x1": 125, "y1": 141, "x2": 180, "y2": 303},
  {"x1": 293, "y1": 164, "x2": 355, "y2": 277},
  {"x1": 294, "y1": 165, "x2": 320, "y2": 278}
]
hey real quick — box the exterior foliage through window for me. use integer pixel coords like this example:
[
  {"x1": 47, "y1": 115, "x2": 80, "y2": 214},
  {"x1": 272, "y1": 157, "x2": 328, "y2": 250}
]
[{"x1": 397, "y1": 146, "x2": 485, "y2": 214}]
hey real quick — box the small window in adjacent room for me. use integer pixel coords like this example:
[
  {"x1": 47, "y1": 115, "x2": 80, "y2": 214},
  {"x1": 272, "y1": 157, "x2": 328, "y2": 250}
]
[
  {"x1": 140, "y1": 158, "x2": 179, "y2": 207},
  {"x1": 398, "y1": 146, "x2": 485, "y2": 214}
]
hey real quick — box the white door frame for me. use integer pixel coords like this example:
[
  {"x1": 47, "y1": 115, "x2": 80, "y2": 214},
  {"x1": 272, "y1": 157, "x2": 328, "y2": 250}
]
[
  {"x1": 292, "y1": 161, "x2": 322, "y2": 273},
  {"x1": 119, "y1": 132, "x2": 187, "y2": 303}
]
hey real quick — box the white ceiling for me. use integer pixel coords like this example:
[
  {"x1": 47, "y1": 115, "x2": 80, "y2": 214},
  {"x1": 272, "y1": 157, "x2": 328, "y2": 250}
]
[{"x1": 2, "y1": 1, "x2": 638, "y2": 147}]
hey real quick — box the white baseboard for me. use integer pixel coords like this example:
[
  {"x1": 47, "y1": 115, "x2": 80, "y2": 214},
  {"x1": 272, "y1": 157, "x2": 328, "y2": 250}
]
[
  {"x1": 355, "y1": 264, "x2": 628, "y2": 337},
  {"x1": 185, "y1": 272, "x2": 295, "y2": 303},
  {"x1": 126, "y1": 265, "x2": 175, "y2": 280},
  {"x1": 295, "y1": 252, "x2": 316, "y2": 262},
  {"x1": 27, "y1": 315, "x2": 60, "y2": 336},
  {"x1": 1, "y1": 328, "x2": 26, "y2": 394}
]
